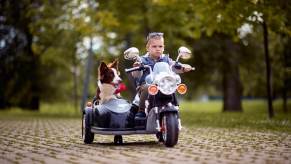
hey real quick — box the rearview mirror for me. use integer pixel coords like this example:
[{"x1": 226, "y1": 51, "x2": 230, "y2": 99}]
[
  {"x1": 176, "y1": 46, "x2": 192, "y2": 61},
  {"x1": 124, "y1": 47, "x2": 140, "y2": 61}
]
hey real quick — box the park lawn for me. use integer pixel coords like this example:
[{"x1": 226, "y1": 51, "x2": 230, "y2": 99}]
[
  {"x1": 0, "y1": 100, "x2": 290, "y2": 133},
  {"x1": 0, "y1": 102, "x2": 81, "y2": 118},
  {"x1": 180, "y1": 99, "x2": 291, "y2": 133}
]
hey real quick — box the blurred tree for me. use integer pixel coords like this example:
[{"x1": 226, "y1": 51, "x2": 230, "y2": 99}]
[
  {"x1": 28, "y1": 0, "x2": 122, "y2": 109},
  {"x1": 28, "y1": 0, "x2": 89, "y2": 111},
  {"x1": 153, "y1": 0, "x2": 254, "y2": 112},
  {"x1": 28, "y1": 0, "x2": 108, "y2": 110},
  {"x1": 248, "y1": 0, "x2": 291, "y2": 117},
  {"x1": 0, "y1": 0, "x2": 40, "y2": 110},
  {"x1": 1, "y1": 0, "x2": 289, "y2": 114},
  {"x1": 151, "y1": 0, "x2": 291, "y2": 115}
]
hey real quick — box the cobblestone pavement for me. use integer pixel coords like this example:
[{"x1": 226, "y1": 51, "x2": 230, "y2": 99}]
[{"x1": 0, "y1": 118, "x2": 290, "y2": 164}]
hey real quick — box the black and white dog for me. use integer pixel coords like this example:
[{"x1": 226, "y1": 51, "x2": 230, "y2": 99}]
[{"x1": 95, "y1": 60, "x2": 123, "y2": 104}]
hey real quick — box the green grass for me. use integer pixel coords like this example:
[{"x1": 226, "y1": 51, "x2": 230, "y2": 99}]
[
  {"x1": 180, "y1": 99, "x2": 291, "y2": 133},
  {"x1": 0, "y1": 100, "x2": 290, "y2": 133},
  {"x1": 0, "y1": 102, "x2": 81, "y2": 118}
]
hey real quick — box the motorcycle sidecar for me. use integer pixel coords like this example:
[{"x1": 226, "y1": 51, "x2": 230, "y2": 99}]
[{"x1": 83, "y1": 98, "x2": 158, "y2": 144}]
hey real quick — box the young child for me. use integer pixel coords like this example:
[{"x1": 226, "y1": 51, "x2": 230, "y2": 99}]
[{"x1": 132, "y1": 32, "x2": 192, "y2": 118}]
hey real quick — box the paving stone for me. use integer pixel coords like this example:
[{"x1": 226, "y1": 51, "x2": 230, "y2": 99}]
[{"x1": 0, "y1": 118, "x2": 290, "y2": 164}]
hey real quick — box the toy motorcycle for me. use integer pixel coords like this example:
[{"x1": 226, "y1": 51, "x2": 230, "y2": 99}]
[{"x1": 82, "y1": 47, "x2": 194, "y2": 147}]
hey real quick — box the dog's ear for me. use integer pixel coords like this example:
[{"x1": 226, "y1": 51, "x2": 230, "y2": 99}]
[
  {"x1": 99, "y1": 62, "x2": 109, "y2": 74},
  {"x1": 109, "y1": 60, "x2": 119, "y2": 69}
]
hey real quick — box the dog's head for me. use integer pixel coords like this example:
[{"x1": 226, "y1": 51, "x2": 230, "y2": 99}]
[{"x1": 98, "y1": 60, "x2": 121, "y2": 85}]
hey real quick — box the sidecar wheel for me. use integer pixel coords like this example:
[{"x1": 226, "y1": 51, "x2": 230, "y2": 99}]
[
  {"x1": 83, "y1": 113, "x2": 94, "y2": 144},
  {"x1": 114, "y1": 135, "x2": 123, "y2": 145},
  {"x1": 84, "y1": 127, "x2": 94, "y2": 144},
  {"x1": 161, "y1": 113, "x2": 179, "y2": 147}
]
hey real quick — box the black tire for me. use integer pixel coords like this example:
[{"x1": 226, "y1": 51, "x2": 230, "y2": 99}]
[
  {"x1": 84, "y1": 113, "x2": 94, "y2": 144},
  {"x1": 161, "y1": 113, "x2": 179, "y2": 147},
  {"x1": 114, "y1": 135, "x2": 123, "y2": 145}
]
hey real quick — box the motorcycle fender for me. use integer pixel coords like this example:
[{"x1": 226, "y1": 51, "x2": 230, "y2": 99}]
[
  {"x1": 159, "y1": 106, "x2": 178, "y2": 114},
  {"x1": 84, "y1": 107, "x2": 94, "y2": 126}
]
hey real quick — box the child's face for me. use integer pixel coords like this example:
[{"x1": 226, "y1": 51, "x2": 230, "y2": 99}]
[{"x1": 146, "y1": 38, "x2": 164, "y2": 59}]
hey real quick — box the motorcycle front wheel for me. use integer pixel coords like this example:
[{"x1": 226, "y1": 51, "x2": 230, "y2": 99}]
[{"x1": 161, "y1": 113, "x2": 179, "y2": 147}]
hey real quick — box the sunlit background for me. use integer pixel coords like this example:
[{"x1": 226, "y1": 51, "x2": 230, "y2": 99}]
[{"x1": 0, "y1": 0, "x2": 290, "y2": 117}]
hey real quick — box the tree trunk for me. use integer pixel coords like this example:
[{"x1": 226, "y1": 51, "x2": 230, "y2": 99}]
[
  {"x1": 0, "y1": 73, "x2": 5, "y2": 109},
  {"x1": 73, "y1": 54, "x2": 78, "y2": 113},
  {"x1": 29, "y1": 57, "x2": 40, "y2": 110},
  {"x1": 262, "y1": 21, "x2": 274, "y2": 118},
  {"x1": 26, "y1": 30, "x2": 40, "y2": 110},
  {"x1": 283, "y1": 82, "x2": 287, "y2": 113},
  {"x1": 222, "y1": 39, "x2": 243, "y2": 112},
  {"x1": 282, "y1": 36, "x2": 291, "y2": 113},
  {"x1": 222, "y1": 60, "x2": 243, "y2": 112}
]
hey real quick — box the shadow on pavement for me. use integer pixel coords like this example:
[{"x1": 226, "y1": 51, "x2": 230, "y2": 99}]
[{"x1": 89, "y1": 141, "x2": 162, "y2": 147}]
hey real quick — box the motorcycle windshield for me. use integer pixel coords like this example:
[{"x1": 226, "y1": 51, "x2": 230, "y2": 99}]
[
  {"x1": 153, "y1": 62, "x2": 171, "y2": 75},
  {"x1": 98, "y1": 99, "x2": 131, "y2": 113}
]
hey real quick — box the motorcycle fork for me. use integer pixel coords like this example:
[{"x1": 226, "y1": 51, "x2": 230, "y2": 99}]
[{"x1": 148, "y1": 95, "x2": 162, "y2": 131}]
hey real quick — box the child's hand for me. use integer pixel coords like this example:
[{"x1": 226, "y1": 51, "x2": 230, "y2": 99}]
[
  {"x1": 181, "y1": 64, "x2": 194, "y2": 72},
  {"x1": 86, "y1": 101, "x2": 92, "y2": 107},
  {"x1": 133, "y1": 62, "x2": 141, "y2": 67}
]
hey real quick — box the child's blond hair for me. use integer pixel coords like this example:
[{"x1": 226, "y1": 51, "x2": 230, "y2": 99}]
[{"x1": 146, "y1": 32, "x2": 164, "y2": 48}]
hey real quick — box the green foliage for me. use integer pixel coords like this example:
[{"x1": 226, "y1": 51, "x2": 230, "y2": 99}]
[
  {"x1": 0, "y1": 0, "x2": 43, "y2": 109},
  {"x1": 27, "y1": 0, "x2": 291, "y2": 102},
  {"x1": 2, "y1": 0, "x2": 290, "y2": 108},
  {"x1": 151, "y1": 0, "x2": 290, "y2": 99}
]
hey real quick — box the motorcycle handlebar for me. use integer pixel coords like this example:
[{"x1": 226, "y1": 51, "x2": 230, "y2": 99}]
[
  {"x1": 174, "y1": 63, "x2": 182, "y2": 70},
  {"x1": 125, "y1": 66, "x2": 145, "y2": 73},
  {"x1": 173, "y1": 62, "x2": 195, "y2": 71},
  {"x1": 126, "y1": 63, "x2": 195, "y2": 73}
]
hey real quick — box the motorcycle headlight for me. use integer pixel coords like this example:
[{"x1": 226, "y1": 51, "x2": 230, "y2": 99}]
[{"x1": 157, "y1": 76, "x2": 177, "y2": 95}]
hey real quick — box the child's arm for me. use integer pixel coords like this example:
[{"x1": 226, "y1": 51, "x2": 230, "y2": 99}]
[{"x1": 169, "y1": 58, "x2": 192, "y2": 73}]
